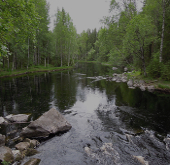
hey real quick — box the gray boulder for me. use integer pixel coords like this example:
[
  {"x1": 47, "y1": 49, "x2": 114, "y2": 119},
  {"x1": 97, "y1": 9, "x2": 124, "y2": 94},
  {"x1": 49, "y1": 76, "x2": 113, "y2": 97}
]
[
  {"x1": 0, "y1": 134, "x2": 5, "y2": 147},
  {"x1": 121, "y1": 76, "x2": 127, "y2": 82},
  {"x1": 5, "y1": 114, "x2": 30, "y2": 123},
  {"x1": 127, "y1": 79, "x2": 133, "y2": 87},
  {"x1": 0, "y1": 117, "x2": 5, "y2": 125},
  {"x1": 20, "y1": 108, "x2": 72, "y2": 138},
  {"x1": 147, "y1": 85, "x2": 155, "y2": 92},
  {"x1": 140, "y1": 86, "x2": 146, "y2": 91},
  {"x1": 0, "y1": 146, "x2": 14, "y2": 162},
  {"x1": 15, "y1": 142, "x2": 30, "y2": 151}
]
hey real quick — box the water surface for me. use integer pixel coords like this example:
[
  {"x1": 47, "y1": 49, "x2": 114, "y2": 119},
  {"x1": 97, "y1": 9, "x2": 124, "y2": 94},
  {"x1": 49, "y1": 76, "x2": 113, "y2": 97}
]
[{"x1": 0, "y1": 62, "x2": 170, "y2": 165}]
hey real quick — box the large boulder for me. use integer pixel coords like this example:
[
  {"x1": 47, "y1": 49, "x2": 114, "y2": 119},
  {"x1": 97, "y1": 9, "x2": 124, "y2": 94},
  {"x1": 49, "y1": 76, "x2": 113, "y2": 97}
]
[
  {"x1": 0, "y1": 146, "x2": 14, "y2": 162},
  {"x1": 20, "y1": 108, "x2": 72, "y2": 138},
  {"x1": 5, "y1": 114, "x2": 30, "y2": 123}
]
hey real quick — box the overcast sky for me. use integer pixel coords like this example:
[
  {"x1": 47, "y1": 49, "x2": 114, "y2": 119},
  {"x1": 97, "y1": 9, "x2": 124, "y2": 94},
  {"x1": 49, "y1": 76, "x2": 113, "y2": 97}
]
[{"x1": 46, "y1": 0, "x2": 143, "y2": 34}]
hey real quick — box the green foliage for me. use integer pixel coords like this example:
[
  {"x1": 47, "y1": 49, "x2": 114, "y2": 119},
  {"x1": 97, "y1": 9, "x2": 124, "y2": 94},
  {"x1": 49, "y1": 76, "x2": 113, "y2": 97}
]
[
  {"x1": 161, "y1": 62, "x2": 170, "y2": 81},
  {"x1": 158, "y1": 84, "x2": 170, "y2": 90},
  {"x1": 2, "y1": 161, "x2": 10, "y2": 165},
  {"x1": 147, "y1": 52, "x2": 162, "y2": 78}
]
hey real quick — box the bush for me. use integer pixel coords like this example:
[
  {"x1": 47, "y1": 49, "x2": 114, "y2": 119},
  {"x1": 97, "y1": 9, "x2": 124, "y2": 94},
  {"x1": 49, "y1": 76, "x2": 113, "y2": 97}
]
[
  {"x1": 147, "y1": 59, "x2": 163, "y2": 78},
  {"x1": 161, "y1": 62, "x2": 170, "y2": 80}
]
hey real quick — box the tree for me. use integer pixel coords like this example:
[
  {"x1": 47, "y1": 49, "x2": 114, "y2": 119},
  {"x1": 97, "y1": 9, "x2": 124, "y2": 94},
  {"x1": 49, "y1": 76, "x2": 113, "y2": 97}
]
[
  {"x1": 0, "y1": 0, "x2": 40, "y2": 64},
  {"x1": 123, "y1": 14, "x2": 156, "y2": 76}
]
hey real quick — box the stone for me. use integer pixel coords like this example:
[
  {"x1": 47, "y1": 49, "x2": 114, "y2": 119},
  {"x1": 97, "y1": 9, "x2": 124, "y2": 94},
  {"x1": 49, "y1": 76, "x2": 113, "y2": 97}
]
[
  {"x1": 0, "y1": 146, "x2": 14, "y2": 162},
  {"x1": 133, "y1": 156, "x2": 149, "y2": 165},
  {"x1": 20, "y1": 108, "x2": 72, "y2": 138},
  {"x1": 164, "y1": 138, "x2": 170, "y2": 150},
  {"x1": 147, "y1": 85, "x2": 155, "y2": 92},
  {"x1": 124, "y1": 67, "x2": 128, "y2": 72},
  {"x1": 24, "y1": 138, "x2": 40, "y2": 148},
  {"x1": 112, "y1": 67, "x2": 118, "y2": 70},
  {"x1": 140, "y1": 86, "x2": 146, "y2": 91},
  {"x1": 112, "y1": 77, "x2": 117, "y2": 81},
  {"x1": 127, "y1": 79, "x2": 133, "y2": 87},
  {"x1": 0, "y1": 117, "x2": 5, "y2": 125},
  {"x1": 139, "y1": 80, "x2": 145, "y2": 85},
  {"x1": 121, "y1": 76, "x2": 127, "y2": 82},
  {"x1": 5, "y1": 114, "x2": 30, "y2": 123},
  {"x1": 24, "y1": 158, "x2": 41, "y2": 165},
  {"x1": 23, "y1": 148, "x2": 39, "y2": 156},
  {"x1": 12, "y1": 150, "x2": 23, "y2": 161},
  {"x1": 0, "y1": 134, "x2": 5, "y2": 147},
  {"x1": 15, "y1": 142, "x2": 30, "y2": 151}
]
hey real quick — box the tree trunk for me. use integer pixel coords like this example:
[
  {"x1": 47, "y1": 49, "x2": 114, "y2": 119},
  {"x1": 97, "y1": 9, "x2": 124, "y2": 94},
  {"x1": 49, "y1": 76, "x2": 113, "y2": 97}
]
[
  {"x1": 61, "y1": 45, "x2": 62, "y2": 67},
  {"x1": 141, "y1": 47, "x2": 147, "y2": 76},
  {"x1": 27, "y1": 38, "x2": 29, "y2": 70},
  {"x1": 3, "y1": 57, "x2": 5, "y2": 68},
  {"x1": 8, "y1": 56, "x2": 9, "y2": 70},
  {"x1": 12, "y1": 53, "x2": 15, "y2": 71},
  {"x1": 44, "y1": 57, "x2": 46, "y2": 67},
  {"x1": 159, "y1": 0, "x2": 165, "y2": 62},
  {"x1": 34, "y1": 46, "x2": 37, "y2": 65}
]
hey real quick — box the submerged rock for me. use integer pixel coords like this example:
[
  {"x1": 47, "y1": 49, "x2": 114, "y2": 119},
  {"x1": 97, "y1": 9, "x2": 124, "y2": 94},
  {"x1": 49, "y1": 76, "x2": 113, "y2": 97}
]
[
  {"x1": 85, "y1": 143, "x2": 120, "y2": 164},
  {"x1": 20, "y1": 108, "x2": 72, "y2": 138},
  {"x1": 5, "y1": 114, "x2": 30, "y2": 123},
  {"x1": 24, "y1": 158, "x2": 41, "y2": 165},
  {"x1": 133, "y1": 156, "x2": 149, "y2": 165}
]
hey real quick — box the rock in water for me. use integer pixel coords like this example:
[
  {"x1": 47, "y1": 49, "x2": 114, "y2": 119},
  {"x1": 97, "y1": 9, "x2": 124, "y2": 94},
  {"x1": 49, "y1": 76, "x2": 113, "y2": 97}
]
[
  {"x1": 127, "y1": 79, "x2": 133, "y2": 87},
  {"x1": 20, "y1": 108, "x2": 72, "y2": 138},
  {"x1": 0, "y1": 146, "x2": 14, "y2": 162},
  {"x1": 5, "y1": 114, "x2": 30, "y2": 122},
  {"x1": 24, "y1": 158, "x2": 41, "y2": 165}
]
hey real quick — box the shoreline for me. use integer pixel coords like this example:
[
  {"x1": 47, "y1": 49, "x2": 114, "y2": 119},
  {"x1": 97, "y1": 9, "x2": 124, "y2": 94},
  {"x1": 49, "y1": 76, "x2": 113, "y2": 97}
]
[{"x1": 0, "y1": 66, "x2": 75, "y2": 78}]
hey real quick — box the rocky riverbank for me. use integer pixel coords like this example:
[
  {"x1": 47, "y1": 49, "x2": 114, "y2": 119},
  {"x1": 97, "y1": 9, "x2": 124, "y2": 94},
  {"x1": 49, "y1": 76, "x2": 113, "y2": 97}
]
[{"x1": 0, "y1": 108, "x2": 72, "y2": 165}]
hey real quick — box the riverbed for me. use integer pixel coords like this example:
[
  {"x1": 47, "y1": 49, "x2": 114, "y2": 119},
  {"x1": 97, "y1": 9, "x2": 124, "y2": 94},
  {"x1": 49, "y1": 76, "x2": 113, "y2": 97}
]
[{"x1": 1, "y1": 62, "x2": 170, "y2": 165}]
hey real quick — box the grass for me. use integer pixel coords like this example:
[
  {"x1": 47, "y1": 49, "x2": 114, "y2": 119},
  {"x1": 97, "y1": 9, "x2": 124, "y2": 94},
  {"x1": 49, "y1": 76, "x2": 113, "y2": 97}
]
[
  {"x1": 77, "y1": 60, "x2": 112, "y2": 66},
  {"x1": 0, "y1": 65, "x2": 74, "y2": 78}
]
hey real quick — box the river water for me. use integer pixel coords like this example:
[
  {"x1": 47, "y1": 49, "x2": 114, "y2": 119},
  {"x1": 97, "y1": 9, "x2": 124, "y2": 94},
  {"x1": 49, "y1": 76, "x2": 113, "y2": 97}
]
[{"x1": 1, "y1": 62, "x2": 170, "y2": 165}]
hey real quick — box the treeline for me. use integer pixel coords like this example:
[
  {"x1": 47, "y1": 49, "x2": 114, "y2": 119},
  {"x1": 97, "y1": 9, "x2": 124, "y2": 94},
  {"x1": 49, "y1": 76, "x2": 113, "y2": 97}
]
[
  {"x1": 77, "y1": 0, "x2": 170, "y2": 80},
  {"x1": 0, "y1": 0, "x2": 78, "y2": 70}
]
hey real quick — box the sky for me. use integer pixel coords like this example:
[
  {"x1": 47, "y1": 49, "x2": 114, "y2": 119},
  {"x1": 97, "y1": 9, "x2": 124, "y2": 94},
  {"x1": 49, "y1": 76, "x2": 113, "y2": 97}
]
[{"x1": 46, "y1": 0, "x2": 143, "y2": 34}]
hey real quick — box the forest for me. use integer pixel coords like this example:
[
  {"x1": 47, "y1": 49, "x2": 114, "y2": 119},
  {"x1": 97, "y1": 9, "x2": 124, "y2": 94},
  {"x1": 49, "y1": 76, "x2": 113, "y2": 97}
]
[{"x1": 0, "y1": 0, "x2": 170, "y2": 80}]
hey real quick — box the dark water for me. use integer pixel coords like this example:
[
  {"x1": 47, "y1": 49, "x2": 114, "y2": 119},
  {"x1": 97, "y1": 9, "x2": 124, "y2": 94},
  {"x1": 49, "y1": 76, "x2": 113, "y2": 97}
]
[{"x1": 1, "y1": 62, "x2": 170, "y2": 165}]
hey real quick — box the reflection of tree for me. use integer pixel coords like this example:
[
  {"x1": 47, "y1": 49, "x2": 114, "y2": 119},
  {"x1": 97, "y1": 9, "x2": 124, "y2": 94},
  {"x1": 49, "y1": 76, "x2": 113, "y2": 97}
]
[
  {"x1": 115, "y1": 83, "x2": 170, "y2": 133},
  {"x1": 54, "y1": 71, "x2": 77, "y2": 111}
]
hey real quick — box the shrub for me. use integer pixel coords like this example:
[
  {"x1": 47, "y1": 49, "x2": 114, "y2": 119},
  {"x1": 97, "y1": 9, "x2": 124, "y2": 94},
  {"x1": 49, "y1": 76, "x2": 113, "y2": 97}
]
[{"x1": 161, "y1": 62, "x2": 170, "y2": 80}]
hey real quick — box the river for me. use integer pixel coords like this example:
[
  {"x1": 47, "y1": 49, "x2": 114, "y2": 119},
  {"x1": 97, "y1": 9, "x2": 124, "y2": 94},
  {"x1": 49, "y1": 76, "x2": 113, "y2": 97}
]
[{"x1": 1, "y1": 62, "x2": 170, "y2": 165}]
